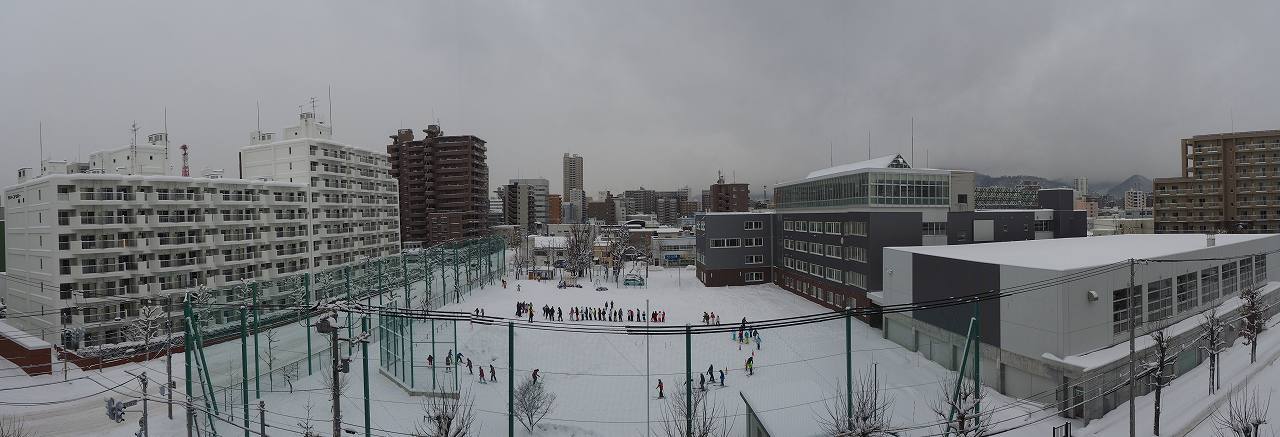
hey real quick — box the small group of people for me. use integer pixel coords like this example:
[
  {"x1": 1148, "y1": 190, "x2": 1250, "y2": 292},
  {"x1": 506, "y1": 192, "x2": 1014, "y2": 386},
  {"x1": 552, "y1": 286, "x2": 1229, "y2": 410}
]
[
  {"x1": 627, "y1": 309, "x2": 666, "y2": 323},
  {"x1": 698, "y1": 364, "x2": 726, "y2": 391},
  {"x1": 540, "y1": 304, "x2": 563, "y2": 321},
  {"x1": 701, "y1": 312, "x2": 722, "y2": 325},
  {"x1": 733, "y1": 327, "x2": 762, "y2": 350},
  {"x1": 472, "y1": 308, "x2": 487, "y2": 317},
  {"x1": 426, "y1": 349, "x2": 467, "y2": 374}
]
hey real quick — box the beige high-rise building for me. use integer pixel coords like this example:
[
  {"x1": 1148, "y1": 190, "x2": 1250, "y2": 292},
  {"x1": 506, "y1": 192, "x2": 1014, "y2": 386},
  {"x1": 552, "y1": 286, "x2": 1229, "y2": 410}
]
[
  {"x1": 1153, "y1": 130, "x2": 1280, "y2": 233},
  {"x1": 563, "y1": 153, "x2": 583, "y2": 196}
]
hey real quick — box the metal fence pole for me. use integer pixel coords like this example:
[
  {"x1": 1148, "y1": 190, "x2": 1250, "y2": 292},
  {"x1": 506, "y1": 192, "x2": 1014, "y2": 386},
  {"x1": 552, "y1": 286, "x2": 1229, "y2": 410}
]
[{"x1": 239, "y1": 306, "x2": 250, "y2": 437}]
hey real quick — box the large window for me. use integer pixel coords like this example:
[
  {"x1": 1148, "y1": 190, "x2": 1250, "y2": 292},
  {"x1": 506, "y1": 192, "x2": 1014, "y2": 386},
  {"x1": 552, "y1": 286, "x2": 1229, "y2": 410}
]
[
  {"x1": 846, "y1": 246, "x2": 867, "y2": 262},
  {"x1": 744, "y1": 255, "x2": 763, "y2": 265},
  {"x1": 1200, "y1": 266, "x2": 1219, "y2": 304},
  {"x1": 1146, "y1": 279, "x2": 1173, "y2": 323},
  {"x1": 922, "y1": 222, "x2": 947, "y2": 236},
  {"x1": 825, "y1": 244, "x2": 841, "y2": 259},
  {"x1": 1222, "y1": 262, "x2": 1238, "y2": 297},
  {"x1": 744, "y1": 221, "x2": 763, "y2": 230},
  {"x1": 844, "y1": 221, "x2": 868, "y2": 236},
  {"x1": 825, "y1": 267, "x2": 842, "y2": 281},
  {"x1": 1239, "y1": 259, "x2": 1254, "y2": 292},
  {"x1": 744, "y1": 237, "x2": 765, "y2": 247},
  {"x1": 745, "y1": 272, "x2": 764, "y2": 282},
  {"x1": 845, "y1": 271, "x2": 866, "y2": 288},
  {"x1": 783, "y1": 220, "x2": 794, "y2": 231},
  {"x1": 825, "y1": 222, "x2": 840, "y2": 234},
  {"x1": 1113, "y1": 285, "x2": 1143, "y2": 335},
  {"x1": 1176, "y1": 272, "x2": 1198, "y2": 313},
  {"x1": 1255, "y1": 255, "x2": 1268, "y2": 284}
]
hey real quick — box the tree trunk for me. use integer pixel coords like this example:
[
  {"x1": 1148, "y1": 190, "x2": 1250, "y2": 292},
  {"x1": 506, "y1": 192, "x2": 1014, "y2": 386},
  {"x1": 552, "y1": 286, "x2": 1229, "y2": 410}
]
[
  {"x1": 1153, "y1": 381, "x2": 1161, "y2": 436},
  {"x1": 1251, "y1": 339, "x2": 1257, "y2": 364}
]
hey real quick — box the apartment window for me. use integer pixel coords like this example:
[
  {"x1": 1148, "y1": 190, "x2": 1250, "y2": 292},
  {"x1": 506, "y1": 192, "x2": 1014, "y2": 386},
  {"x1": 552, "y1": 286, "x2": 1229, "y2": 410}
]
[
  {"x1": 846, "y1": 246, "x2": 867, "y2": 262},
  {"x1": 1146, "y1": 278, "x2": 1173, "y2": 323},
  {"x1": 844, "y1": 221, "x2": 868, "y2": 236},
  {"x1": 783, "y1": 220, "x2": 793, "y2": 231},
  {"x1": 745, "y1": 272, "x2": 764, "y2": 282},
  {"x1": 784, "y1": 257, "x2": 794, "y2": 268},
  {"x1": 845, "y1": 271, "x2": 866, "y2": 288},
  {"x1": 809, "y1": 222, "x2": 822, "y2": 233},
  {"x1": 825, "y1": 267, "x2": 841, "y2": 281},
  {"x1": 1034, "y1": 220, "x2": 1052, "y2": 232},
  {"x1": 710, "y1": 239, "x2": 727, "y2": 248},
  {"x1": 1200, "y1": 266, "x2": 1220, "y2": 304},
  {"x1": 744, "y1": 237, "x2": 765, "y2": 247},
  {"x1": 744, "y1": 221, "x2": 763, "y2": 230},
  {"x1": 825, "y1": 222, "x2": 839, "y2": 234},
  {"x1": 1113, "y1": 285, "x2": 1143, "y2": 334},
  {"x1": 744, "y1": 255, "x2": 764, "y2": 265},
  {"x1": 826, "y1": 244, "x2": 841, "y2": 259},
  {"x1": 1175, "y1": 272, "x2": 1198, "y2": 313},
  {"x1": 1222, "y1": 262, "x2": 1238, "y2": 297},
  {"x1": 783, "y1": 239, "x2": 794, "y2": 250}
]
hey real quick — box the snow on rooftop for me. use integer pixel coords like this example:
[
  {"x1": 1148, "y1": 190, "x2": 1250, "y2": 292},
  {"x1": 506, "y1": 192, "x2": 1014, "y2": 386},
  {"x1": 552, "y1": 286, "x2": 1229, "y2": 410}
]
[
  {"x1": 805, "y1": 154, "x2": 909, "y2": 179},
  {"x1": 889, "y1": 234, "x2": 1276, "y2": 271},
  {"x1": 529, "y1": 235, "x2": 568, "y2": 248},
  {"x1": 0, "y1": 320, "x2": 51, "y2": 350},
  {"x1": 738, "y1": 378, "x2": 829, "y2": 437}
]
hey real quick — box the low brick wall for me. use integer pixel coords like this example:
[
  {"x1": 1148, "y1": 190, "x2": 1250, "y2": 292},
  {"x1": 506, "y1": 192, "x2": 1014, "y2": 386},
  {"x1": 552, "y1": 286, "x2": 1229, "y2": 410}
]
[{"x1": 0, "y1": 321, "x2": 53, "y2": 376}]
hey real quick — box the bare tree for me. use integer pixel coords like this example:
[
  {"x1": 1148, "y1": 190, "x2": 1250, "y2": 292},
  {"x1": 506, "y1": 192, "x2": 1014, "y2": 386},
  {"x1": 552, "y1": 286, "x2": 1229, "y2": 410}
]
[
  {"x1": 659, "y1": 381, "x2": 734, "y2": 437},
  {"x1": 510, "y1": 241, "x2": 531, "y2": 279},
  {"x1": 0, "y1": 415, "x2": 36, "y2": 437},
  {"x1": 1239, "y1": 283, "x2": 1267, "y2": 364},
  {"x1": 563, "y1": 224, "x2": 596, "y2": 282},
  {"x1": 281, "y1": 361, "x2": 300, "y2": 393},
  {"x1": 413, "y1": 390, "x2": 479, "y2": 437},
  {"x1": 513, "y1": 376, "x2": 556, "y2": 432},
  {"x1": 264, "y1": 329, "x2": 278, "y2": 388},
  {"x1": 817, "y1": 368, "x2": 894, "y2": 437},
  {"x1": 296, "y1": 401, "x2": 318, "y2": 436},
  {"x1": 125, "y1": 304, "x2": 165, "y2": 360},
  {"x1": 1142, "y1": 328, "x2": 1174, "y2": 436},
  {"x1": 1214, "y1": 387, "x2": 1271, "y2": 437},
  {"x1": 1201, "y1": 309, "x2": 1227, "y2": 394},
  {"x1": 930, "y1": 380, "x2": 992, "y2": 437}
]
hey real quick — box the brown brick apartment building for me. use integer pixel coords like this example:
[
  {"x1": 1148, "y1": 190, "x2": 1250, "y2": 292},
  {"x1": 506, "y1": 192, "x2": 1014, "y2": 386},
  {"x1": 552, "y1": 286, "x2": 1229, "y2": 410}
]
[
  {"x1": 388, "y1": 125, "x2": 489, "y2": 246},
  {"x1": 709, "y1": 176, "x2": 750, "y2": 212},
  {"x1": 1154, "y1": 130, "x2": 1280, "y2": 233}
]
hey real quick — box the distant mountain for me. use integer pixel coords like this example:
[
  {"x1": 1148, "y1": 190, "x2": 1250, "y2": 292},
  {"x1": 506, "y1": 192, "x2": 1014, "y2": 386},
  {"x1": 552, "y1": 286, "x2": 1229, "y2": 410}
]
[
  {"x1": 1101, "y1": 175, "x2": 1153, "y2": 197},
  {"x1": 972, "y1": 174, "x2": 1072, "y2": 189}
]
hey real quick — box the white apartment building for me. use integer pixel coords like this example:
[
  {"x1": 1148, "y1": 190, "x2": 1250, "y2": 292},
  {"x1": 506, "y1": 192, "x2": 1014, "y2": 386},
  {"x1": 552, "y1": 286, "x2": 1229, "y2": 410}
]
[
  {"x1": 239, "y1": 111, "x2": 401, "y2": 268},
  {"x1": 1, "y1": 112, "x2": 400, "y2": 349},
  {"x1": 1124, "y1": 189, "x2": 1148, "y2": 210}
]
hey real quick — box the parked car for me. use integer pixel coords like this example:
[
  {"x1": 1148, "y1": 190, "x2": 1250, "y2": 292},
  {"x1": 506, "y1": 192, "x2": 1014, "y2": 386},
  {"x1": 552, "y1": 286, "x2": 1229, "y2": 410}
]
[{"x1": 622, "y1": 274, "x2": 645, "y2": 286}]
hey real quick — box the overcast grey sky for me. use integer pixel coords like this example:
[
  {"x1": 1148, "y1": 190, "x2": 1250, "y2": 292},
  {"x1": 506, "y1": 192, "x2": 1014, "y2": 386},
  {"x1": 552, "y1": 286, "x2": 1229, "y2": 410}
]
[{"x1": 4, "y1": 1, "x2": 1279, "y2": 195}]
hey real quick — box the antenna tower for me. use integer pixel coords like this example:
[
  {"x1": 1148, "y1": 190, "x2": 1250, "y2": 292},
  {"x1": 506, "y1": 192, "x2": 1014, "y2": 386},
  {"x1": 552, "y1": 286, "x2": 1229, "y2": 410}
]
[
  {"x1": 130, "y1": 122, "x2": 140, "y2": 175},
  {"x1": 180, "y1": 144, "x2": 190, "y2": 177}
]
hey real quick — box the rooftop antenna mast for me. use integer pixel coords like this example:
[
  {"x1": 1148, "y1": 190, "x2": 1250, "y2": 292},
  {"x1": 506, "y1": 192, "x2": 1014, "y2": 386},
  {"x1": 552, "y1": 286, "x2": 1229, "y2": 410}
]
[
  {"x1": 130, "y1": 121, "x2": 140, "y2": 175},
  {"x1": 910, "y1": 117, "x2": 914, "y2": 165},
  {"x1": 867, "y1": 130, "x2": 871, "y2": 160},
  {"x1": 164, "y1": 107, "x2": 170, "y2": 175},
  {"x1": 327, "y1": 85, "x2": 334, "y2": 129},
  {"x1": 38, "y1": 122, "x2": 43, "y2": 175},
  {"x1": 256, "y1": 101, "x2": 261, "y2": 132},
  {"x1": 829, "y1": 140, "x2": 834, "y2": 166}
]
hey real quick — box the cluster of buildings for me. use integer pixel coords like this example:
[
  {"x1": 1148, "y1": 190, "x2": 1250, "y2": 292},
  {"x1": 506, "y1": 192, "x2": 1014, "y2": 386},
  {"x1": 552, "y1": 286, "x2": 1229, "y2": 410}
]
[
  {"x1": 1, "y1": 110, "x2": 493, "y2": 349},
  {"x1": 698, "y1": 128, "x2": 1280, "y2": 421}
]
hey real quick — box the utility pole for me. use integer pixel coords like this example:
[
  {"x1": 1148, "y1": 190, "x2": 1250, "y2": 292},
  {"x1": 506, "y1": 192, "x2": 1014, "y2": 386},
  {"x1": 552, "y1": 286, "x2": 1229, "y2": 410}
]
[
  {"x1": 316, "y1": 313, "x2": 343, "y2": 437},
  {"x1": 1127, "y1": 258, "x2": 1137, "y2": 437},
  {"x1": 140, "y1": 372, "x2": 149, "y2": 437},
  {"x1": 258, "y1": 400, "x2": 266, "y2": 437}
]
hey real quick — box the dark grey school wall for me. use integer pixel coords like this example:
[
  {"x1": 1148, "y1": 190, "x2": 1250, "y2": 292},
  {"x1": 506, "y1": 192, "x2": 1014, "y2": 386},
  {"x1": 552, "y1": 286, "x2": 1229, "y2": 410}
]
[{"x1": 910, "y1": 253, "x2": 1001, "y2": 347}]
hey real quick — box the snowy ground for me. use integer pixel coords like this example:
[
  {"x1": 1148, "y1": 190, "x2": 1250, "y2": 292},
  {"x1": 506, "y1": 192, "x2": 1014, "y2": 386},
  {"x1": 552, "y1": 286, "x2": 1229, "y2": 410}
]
[{"x1": 14, "y1": 264, "x2": 1275, "y2": 436}]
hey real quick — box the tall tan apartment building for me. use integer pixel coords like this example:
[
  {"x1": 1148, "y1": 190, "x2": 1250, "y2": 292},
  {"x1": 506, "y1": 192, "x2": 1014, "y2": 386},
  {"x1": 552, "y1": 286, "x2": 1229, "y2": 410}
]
[
  {"x1": 1153, "y1": 130, "x2": 1280, "y2": 233},
  {"x1": 387, "y1": 125, "x2": 489, "y2": 245}
]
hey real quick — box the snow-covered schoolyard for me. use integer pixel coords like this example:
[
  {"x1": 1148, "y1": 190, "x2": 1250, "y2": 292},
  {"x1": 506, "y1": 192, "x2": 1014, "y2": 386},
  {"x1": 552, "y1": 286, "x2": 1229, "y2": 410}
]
[{"x1": 3, "y1": 266, "x2": 1274, "y2": 436}]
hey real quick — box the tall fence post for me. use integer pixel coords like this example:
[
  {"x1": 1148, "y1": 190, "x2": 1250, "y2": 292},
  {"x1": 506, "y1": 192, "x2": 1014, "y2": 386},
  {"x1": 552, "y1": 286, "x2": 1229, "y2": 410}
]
[
  {"x1": 685, "y1": 324, "x2": 692, "y2": 437},
  {"x1": 846, "y1": 307, "x2": 853, "y2": 429},
  {"x1": 305, "y1": 273, "x2": 313, "y2": 376},
  {"x1": 183, "y1": 298, "x2": 194, "y2": 437},
  {"x1": 362, "y1": 316, "x2": 371, "y2": 437},
  {"x1": 239, "y1": 306, "x2": 250, "y2": 437},
  {"x1": 508, "y1": 321, "x2": 515, "y2": 437},
  {"x1": 251, "y1": 282, "x2": 260, "y2": 398}
]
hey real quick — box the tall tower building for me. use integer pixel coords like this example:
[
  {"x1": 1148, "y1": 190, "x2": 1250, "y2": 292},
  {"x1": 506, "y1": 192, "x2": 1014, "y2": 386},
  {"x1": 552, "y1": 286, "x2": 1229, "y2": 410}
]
[
  {"x1": 563, "y1": 153, "x2": 583, "y2": 195},
  {"x1": 1073, "y1": 177, "x2": 1088, "y2": 200},
  {"x1": 387, "y1": 125, "x2": 490, "y2": 245}
]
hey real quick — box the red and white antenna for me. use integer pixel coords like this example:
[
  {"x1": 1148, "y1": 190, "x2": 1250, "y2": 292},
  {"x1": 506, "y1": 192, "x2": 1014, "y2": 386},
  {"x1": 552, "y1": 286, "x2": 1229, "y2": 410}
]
[{"x1": 180, "y1": 144, "x2": 190, "y2": 177}]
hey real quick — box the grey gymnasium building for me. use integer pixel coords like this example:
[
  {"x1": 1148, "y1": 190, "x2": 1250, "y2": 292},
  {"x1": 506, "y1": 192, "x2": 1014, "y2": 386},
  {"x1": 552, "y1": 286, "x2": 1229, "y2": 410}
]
[{"x1": 695, "y1": 155, "x2": 1087, "y2": 326}]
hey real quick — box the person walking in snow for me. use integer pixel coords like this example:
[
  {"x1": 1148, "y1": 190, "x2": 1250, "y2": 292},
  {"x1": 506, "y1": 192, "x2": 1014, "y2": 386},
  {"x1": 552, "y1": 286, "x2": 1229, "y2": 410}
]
[
  {"x1": 656, "y1": 379, "x2": 664, "y2": 398},
  {"x1": 707, "y1": 364, "x2": 714, "y2": 380},
  {"x1": 479, "y1": 367, "x2": 486, "y2": 383},
  {"x1": 445, "y1": 354, "x2": 452, "y2": 373},
  {"x1": 427, "y1": 354, "x2": 434, "y2": 368},
  {"x1": 490, "y1": 364, "x2": 497, "y2": 382},
  {"x1": 699, "y1": 373, "x2": 706, "y2": 391},
  {"x1": 719, "y1": 369, "x2": 725, "y2": 386},
  {"x1": 467, "y1": 358, "x2": 473, "y2": 374},
  {"x1": 746, "y1": 356, "x2": 754, "y2": 376},
  {"x1": 755, "y1": 331, "x2": 762, "y2": 350},
  {"x1": 532, "y1": 368, "x2": 540, "y2": 383},
  {"x1": 517, "y1": 284, "x2": 521, "y2": 292}
]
